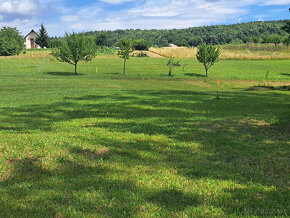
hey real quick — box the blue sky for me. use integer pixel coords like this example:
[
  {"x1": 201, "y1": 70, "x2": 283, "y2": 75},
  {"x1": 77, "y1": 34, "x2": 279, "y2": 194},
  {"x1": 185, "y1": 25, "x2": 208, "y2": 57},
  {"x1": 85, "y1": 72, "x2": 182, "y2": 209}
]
[{"x1": 0, "y1": 0, "x2": 289, "y2": 36}]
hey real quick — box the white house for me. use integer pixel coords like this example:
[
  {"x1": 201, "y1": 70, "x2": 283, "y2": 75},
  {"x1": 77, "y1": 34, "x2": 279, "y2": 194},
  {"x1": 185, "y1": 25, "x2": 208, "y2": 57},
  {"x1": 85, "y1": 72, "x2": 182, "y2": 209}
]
[{"x1": 24, "y1": 30, "x2": 41, "y2": 49}]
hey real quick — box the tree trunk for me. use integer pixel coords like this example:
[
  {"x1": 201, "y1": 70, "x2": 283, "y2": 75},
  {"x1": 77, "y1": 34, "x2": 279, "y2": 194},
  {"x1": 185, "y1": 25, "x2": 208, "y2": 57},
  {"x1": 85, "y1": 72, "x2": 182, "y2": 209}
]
[
  {"x1": 123, "y1": 59, "x2": 126, "y2": 74},
  {"x1": 204, "y1": 65, "x2": 208, "y2": 77},
  {"x1": 74, "y1": 63, "x2": 77, "y2": 75},
  {"x1": 168, "y1": 68, "x2": 172, "y2": 76}
]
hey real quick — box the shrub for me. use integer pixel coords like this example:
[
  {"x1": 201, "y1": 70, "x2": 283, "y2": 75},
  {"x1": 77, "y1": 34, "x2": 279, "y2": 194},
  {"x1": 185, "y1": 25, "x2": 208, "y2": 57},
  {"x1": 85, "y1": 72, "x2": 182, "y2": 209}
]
[
  {"x1": 0, "y1": 26, "x2": 24, "y2": 56},
  {"x1": 136, "y1": 52, "x2": 148, "y2": 57}
]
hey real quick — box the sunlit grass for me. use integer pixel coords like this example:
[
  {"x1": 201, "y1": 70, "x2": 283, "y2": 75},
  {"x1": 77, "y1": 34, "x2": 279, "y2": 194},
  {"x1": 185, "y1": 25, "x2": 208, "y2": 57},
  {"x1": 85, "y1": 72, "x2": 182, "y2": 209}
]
[
  {"x1": 149, "y1": 44, "x2": 290, "y2": 60},
  {"x1": 0, "y1": 53, "x2": 289, "y2": 217}
]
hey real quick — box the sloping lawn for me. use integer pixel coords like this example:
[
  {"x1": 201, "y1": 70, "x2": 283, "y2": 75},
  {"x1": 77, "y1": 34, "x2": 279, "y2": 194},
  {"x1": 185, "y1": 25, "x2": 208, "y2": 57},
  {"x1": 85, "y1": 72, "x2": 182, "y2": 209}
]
[{"x1": 0, "y1": 56, "x2": 289, "y2": 217}]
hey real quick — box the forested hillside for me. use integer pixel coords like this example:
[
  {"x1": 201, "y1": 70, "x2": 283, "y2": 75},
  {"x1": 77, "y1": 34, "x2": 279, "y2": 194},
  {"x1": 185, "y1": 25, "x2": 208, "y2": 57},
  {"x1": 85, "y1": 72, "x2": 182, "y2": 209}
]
[{"x1": 50, "y1": 20, "x2": 288, "y2": 47}]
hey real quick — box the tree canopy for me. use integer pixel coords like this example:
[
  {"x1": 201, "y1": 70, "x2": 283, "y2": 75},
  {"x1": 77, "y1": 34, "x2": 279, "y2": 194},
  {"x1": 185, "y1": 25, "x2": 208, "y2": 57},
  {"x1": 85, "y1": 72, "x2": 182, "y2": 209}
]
[
  {"x1": 77, "y1": 20, "x2": 287, "y2": 47},
  {"x1": 35, "y1": 24, "x2": 50, "y2": 48},
  {"x1": 51, "y1": 32, "x2": 96, "y2": 75},
  {"x1": 0, "y1": 27, "x2": 24, "y2": 56},
  {"x1": 196, "y1": 44, "x2": 220, "y2": 77},
  {"x1": 117, "y1": 38, "x2": 134, "y2": 74}
]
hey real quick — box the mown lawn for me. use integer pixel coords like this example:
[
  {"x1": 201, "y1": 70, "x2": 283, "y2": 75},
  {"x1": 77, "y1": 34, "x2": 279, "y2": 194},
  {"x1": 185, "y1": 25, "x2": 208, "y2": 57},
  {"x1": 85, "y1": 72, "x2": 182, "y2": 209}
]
[{"x1": 0, "y1": 55, "x2": 289, "y2": 217}]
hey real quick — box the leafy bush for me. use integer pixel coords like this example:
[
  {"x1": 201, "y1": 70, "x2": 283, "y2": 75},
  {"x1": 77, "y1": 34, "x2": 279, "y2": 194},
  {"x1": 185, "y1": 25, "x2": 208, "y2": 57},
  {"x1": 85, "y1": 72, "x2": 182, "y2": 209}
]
[
  {"x1": 136, "y1": 52, "x2": 148, "y2": 57},
  {"x1": 0, "y1": 26, "x2": 24, "y2": 56}
]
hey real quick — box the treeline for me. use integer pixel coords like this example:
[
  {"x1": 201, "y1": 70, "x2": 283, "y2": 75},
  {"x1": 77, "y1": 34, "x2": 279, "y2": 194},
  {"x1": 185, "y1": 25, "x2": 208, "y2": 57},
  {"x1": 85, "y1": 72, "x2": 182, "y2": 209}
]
[{"x1": 50, "y1": 20, "x2": 289, "y2": 47}]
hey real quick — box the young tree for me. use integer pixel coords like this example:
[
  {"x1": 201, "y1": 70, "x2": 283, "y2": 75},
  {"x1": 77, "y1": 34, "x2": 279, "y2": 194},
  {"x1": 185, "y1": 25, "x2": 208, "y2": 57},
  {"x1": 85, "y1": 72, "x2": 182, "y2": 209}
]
[
  {"x1": 51, "y1": 32, "x2": 96, "y2": 75},
  {"x1": 117, "y1": 38, "x2": 134, "y2": 74},
  {"x1": 166, "y1": 57, "x2": 180, "y2": 76},
  {"x1": 0, "y1": 26, "x2": 24, "y2": 56},
  {"x1": 35, "y1": 24, "x2": 49, "y2": 48},
  {"x1": 196, "y1": 44, "x2": 220, "y2": 77}
]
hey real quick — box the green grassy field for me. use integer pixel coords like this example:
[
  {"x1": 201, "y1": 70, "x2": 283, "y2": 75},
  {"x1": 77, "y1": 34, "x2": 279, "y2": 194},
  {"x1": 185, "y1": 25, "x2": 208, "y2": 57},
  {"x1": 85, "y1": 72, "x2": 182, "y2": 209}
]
[{"x1": 0, "y1": 54, "x2": 289, "y2": 217}]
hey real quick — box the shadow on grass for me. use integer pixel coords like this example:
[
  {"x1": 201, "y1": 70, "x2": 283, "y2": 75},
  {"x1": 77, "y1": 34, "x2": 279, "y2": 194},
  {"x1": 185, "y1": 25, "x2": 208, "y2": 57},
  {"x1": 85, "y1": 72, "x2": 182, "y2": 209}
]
[
  {"x1": 184, "y1": 73, "x2": 205, "y2": 77},
  {"x1": 159, "y1": 73, "x2": 172, "y2": 77},
  {"x1": 0, "y1": 89, "x2": 289, "y2": 216},
  {"x1": 45, "y1": 72, "x2": 86, "y2": 76},
  {"x1": 105, "y1": 72, "x2": 124, "y2": 76},
  {"x1": 245, "y1": 85, "x2": 290, "y2": 91},
  {"x1": 147, "y1": 189, "x2": 200, "y2": 211},
  {"x1": 281, "y1": 73, "x2": 290, "y2": 77}
]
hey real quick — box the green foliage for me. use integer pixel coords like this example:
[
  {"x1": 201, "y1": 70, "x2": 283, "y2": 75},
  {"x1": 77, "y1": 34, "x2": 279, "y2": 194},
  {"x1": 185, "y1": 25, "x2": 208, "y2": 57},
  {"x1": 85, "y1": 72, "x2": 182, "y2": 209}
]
[
  {"x1": 272, "y1": 35, "x2": 281, "y2": 46},
  {"x1": 166, "y1": 57, "x2": 181, "y2": 76},
  {"x1": 176, "y1": 38, "x2": 189, "y2": 47},
  {"x1": 196, "y1": 44, "x2": 220, "y2": 77},
  {"x1": 136, "y1": 52, "x2": 148, "y2": 57},
  {"x1": 95, "y1": 32, "x2": 109, "y2": 47},
  {"x1": 51, "y1": 32, "x2": 96, "y2": 75},
  {"x1": 117, "y1": 38, "x2": 134, "y2": 74},
  {"x1": 133, "y1": 39, "x2": 149, "y2": 50},
  {"x1": 49, "y1": 37, "x2": 63, "y2": 48},
  {"x1": 83, "y1": 20, "x2": 287, "y2": 47},
  {"x1": 0, "y1": 26, "x2": 24, "y2": 56},
  {"x1": 231, "y1": 38, "x2": 243, "y2": 44},
  {"x1": 283, "y1": 36, "x2": 290, "y2": 47},
  {"x1": 189, "y1": 36, "x2": 204, "y2": 47},
  {"x1": 281, "y1": 20, "x2": 290, "y2": 34},
  {"x1": 35, "y1": 24, "x2": 49, "y2": 48}
]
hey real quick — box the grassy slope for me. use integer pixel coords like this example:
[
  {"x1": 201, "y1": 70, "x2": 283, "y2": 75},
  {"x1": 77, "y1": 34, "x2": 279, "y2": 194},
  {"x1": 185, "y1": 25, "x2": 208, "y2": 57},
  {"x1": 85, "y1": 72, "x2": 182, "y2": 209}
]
[{"x1": 0, "y1": 56, "x2": 289, "y2": 217}]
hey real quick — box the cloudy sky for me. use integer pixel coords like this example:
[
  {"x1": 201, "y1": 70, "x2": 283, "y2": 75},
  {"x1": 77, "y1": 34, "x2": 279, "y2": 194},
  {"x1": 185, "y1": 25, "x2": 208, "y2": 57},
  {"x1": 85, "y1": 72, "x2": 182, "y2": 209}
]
[{"x1": 0, "y1": 0, "x2": 289, "y2": 36}]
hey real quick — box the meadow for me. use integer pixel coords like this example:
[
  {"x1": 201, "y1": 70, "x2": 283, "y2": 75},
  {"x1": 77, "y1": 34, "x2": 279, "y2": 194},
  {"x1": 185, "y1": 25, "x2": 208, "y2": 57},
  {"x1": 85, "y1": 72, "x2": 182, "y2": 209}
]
[
  {"x1": 0, "y1": 51, "x2": 289, "y2": 217},
  {"x1": 149, "y1": 44, "x2": 290, "y2": 60}
]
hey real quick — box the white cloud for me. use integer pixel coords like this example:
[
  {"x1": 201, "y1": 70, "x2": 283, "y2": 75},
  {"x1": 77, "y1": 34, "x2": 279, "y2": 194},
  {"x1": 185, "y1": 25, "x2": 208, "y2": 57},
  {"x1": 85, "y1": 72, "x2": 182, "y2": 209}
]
[
  {"x1": 262, "y1": 0, "x2": 290, "y2": 6},
  {"x1": 61, "y1": 15, "x2": 79, "y2": 22},
  {"x1": 0, "y1": 17, "x2": 38, "y2": 35},
  {"x1": 99, "y1": 0, "x2": 134, "y2": 4},
  {"x1": 0, "y1": 0, "x2": 288, "y2": 36},
  {"x1": 0, "y1": 0, "x2": 38, "y2": 15}
]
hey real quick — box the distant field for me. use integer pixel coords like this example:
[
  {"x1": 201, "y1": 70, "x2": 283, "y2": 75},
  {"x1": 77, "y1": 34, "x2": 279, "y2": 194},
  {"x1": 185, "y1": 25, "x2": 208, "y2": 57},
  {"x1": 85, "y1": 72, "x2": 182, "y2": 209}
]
[
  {"x1": 0, "y1": 52, "x2": 289, "y2": 217},
  {"x1": 3, "y1": 44, "x2": 289, "y2": 61},
  {"x1": 1, "y1": 55, "x2": 289, "y2": 81},
  {"x1": 149, "y1": 44, "x2": 290, "y2": 60}
]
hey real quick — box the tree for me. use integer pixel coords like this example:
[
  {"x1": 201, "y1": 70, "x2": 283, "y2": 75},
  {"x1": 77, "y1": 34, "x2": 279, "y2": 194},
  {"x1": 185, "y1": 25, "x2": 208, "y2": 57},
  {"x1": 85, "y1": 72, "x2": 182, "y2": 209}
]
[
  {"x1": 133, "y1": 39, "x2": 149, "y2": 50},
  {"x1": 282, "y1": 20, "x2": 290, "y2": 47},
  {"x1": 95, "y1": 32, "x2": 109, "y2": 48},
  {"x1": 51, "y1": 32, "x2": 96, "y2": 75},
  {"x1": 166, "y1": 57, "x2": 180, "y2": 76},
  {"x1": 282, "y1": 20, "x2": 290, "y2": 34},
  {"x1": 283, "y1": 36, "x2": 290, "y2": 47},
  {"x1": 0, "y1": 26, "x2": 24, "y2": 56},
  {"x1": 271, "y1": 35, "x2": 281, "y2": 47},
  {"x1": 117, "y1": 38, "x2": 134, "y2": 74},
  {"x1": 35, "y1": 24, "x2": 49, "y2": 48},
  {"x1": 196, "y1": 44, "x2": 220, "y2": 77}
]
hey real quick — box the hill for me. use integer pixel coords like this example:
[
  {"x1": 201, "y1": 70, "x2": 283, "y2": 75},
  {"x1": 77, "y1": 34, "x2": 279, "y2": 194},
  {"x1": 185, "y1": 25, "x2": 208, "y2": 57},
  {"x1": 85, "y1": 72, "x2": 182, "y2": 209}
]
[{"x1": 80, "y1": 20, "x2": 288, "y2": 47}]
